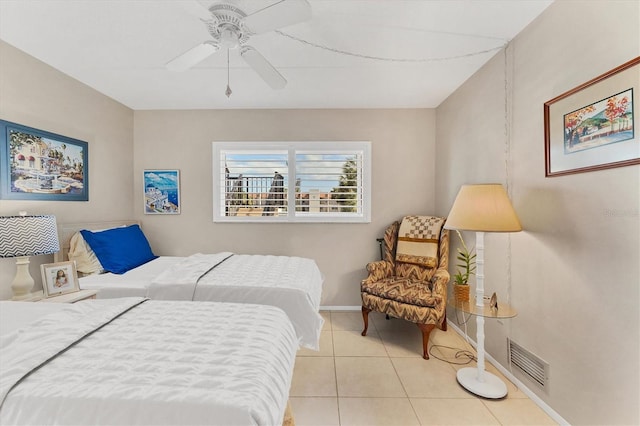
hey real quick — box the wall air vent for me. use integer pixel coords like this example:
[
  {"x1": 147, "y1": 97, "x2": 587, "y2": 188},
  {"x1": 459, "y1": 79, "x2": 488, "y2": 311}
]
[{"x1": 508, "y1": 339, "x2": 549, "y2": 391}]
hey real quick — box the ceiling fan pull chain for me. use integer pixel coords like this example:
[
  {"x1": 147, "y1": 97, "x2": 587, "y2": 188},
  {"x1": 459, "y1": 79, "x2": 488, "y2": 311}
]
[{"x1": 225, "y1": 48, "x2": 232, "y2": 98}]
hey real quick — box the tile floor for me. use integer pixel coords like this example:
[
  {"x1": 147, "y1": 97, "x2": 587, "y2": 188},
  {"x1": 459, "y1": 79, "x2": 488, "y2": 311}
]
[{"x1": 289, "y1": 310, "x2": 557, "y2": 426}]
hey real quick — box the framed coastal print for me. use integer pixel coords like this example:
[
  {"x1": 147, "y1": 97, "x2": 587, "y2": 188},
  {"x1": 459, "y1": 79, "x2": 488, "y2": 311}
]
[
  {"x1": 544, "y1": 57, "x2": 639, "y2": 177},
  {"x1": 0, "y1": 120, "x2": 89, "y2": 200},
  {"x1": 143, "y1": 169, "x2": 181, "y2": 214},
  {"x1": 41, "y1": 261, "x2": 80, "y2": 298}
]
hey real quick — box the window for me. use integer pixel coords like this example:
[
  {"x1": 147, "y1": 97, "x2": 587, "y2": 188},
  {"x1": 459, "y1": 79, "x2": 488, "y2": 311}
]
[{"x1": 213, "y1": 141, "x2": 371, "y2": 223}]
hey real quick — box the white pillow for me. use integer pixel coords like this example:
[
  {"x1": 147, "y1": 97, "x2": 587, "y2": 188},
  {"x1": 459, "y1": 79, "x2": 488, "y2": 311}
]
[{"x1": 68, "y1": 232, "x2": 104, "y2": 275}]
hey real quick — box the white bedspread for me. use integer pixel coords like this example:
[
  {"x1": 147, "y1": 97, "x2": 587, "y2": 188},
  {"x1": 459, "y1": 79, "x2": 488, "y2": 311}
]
[
  {"x1": 193, "y1": 254, "x2": 323, "y2": 349},
  {"x1": 0, "y1": 301, "x2": 68, "y2": 336},
  {"x1": 148, "y1": 252, "x2": 234, "y2": 300},
  {"x1": 0, "y1": 298, "x2": 297, "y2": 426},
  {"x1": 81, "y1": 254, "x2": 324, "y2": 350}
]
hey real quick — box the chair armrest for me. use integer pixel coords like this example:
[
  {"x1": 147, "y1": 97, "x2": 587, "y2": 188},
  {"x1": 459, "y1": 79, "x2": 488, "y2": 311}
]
[
  {"x1": 423, "y1": 267, "x2": 450, "y2": 325},
  {"x1": 362, "y1": 260, "x2": 394, "y2": 284},
  {"x1": 429, "y1": 268, "x2": 451, "y2": 301}
]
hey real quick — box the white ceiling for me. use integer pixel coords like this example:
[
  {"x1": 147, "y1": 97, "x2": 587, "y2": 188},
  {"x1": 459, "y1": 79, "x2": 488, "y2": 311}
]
[{"x1": 0, "y1": 0, "x2": 553, "y2": 110}]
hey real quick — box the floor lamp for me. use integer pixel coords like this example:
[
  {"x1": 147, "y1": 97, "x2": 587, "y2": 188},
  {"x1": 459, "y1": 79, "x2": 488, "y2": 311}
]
[
  {"x1": 444, "y1": 184, "x2": 522, "y2": 398},
  {"x1": 0, "y1": 214, "x2": 60, "y2": 300}
]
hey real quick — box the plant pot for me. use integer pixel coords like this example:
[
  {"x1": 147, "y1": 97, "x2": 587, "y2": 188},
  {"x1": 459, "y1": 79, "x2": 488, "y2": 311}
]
[{"x1": 454, "y1": 284, "x2": 470, "y2": 303}]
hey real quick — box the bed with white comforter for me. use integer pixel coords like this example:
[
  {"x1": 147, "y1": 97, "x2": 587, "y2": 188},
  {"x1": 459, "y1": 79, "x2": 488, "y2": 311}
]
[
  {"x1": 0, "y1": 298, "x2": 298, "y2": 425},
  {"x1": 78, "y1": 252, "x2": 324, "y2": 349},
  {"x1": 56, "y1": 221, "x2": 324, "y2": 350}
]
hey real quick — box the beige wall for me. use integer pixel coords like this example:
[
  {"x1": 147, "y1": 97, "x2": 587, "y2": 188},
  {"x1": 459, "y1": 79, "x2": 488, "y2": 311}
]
[
  {"x1": 436, "y1": 1, "x2": 639, "y2": 424},
  {"x1": 133, "y1": 109, "x2": 436, "y2": 306},
  {"x1": 0, "y1": 41, "x2": 134, "y2": 299}
]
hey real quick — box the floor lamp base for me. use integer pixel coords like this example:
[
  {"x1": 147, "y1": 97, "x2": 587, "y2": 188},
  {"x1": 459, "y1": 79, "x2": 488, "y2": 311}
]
[{"x1": 456, "y1": 367, "x2": 507, "y2": 399}]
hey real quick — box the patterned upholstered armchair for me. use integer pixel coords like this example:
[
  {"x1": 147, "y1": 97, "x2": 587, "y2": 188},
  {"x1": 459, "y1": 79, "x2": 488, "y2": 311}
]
[{"x1": 361, "y1": 216, "x2": 450, "y2": 359}]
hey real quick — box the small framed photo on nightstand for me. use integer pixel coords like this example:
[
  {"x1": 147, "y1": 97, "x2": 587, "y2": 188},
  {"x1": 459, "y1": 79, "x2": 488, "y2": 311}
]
[{"x1": 41, "y1": 261, "x2": 80, "y2": 298}]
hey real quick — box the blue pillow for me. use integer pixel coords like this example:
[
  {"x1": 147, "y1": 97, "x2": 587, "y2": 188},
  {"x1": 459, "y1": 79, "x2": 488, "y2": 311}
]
[{"x1": 80, "y1": 225, "x2": 157, "y2": 274}]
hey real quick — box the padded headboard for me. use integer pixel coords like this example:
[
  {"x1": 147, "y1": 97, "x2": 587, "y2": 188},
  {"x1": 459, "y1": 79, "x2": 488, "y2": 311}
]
[{"x1": 54, "y1": 220, "x2": 140, "y2": 262}]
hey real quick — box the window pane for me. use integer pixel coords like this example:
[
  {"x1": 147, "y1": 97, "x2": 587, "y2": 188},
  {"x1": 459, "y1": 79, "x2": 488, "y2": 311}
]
[
  {"x1": 295, "y1": 152, "x2": 363, "y2": 215},
  {"x1": 222, "y1": 151, "x2": 288, "y2": 217}
]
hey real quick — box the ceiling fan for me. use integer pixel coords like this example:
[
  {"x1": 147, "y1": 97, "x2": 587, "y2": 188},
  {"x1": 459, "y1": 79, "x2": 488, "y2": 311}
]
[{"x1": 166, "y1": 0, "x2": 312, "y2": 93}]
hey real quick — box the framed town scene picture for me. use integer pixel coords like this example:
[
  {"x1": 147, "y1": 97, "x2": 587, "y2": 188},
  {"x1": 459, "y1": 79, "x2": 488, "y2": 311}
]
[
  {"x1": 0, "y1": 120, "x2": 89, "y2": 201},
  {"x1": 143, "y1": 169, "x2": 181, "y2": 214}
]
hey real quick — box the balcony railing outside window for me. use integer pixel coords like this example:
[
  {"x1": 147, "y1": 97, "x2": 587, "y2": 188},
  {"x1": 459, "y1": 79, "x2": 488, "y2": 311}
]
[{"x1": 225, "y1": 174, "x2": 287, "y2": 217}]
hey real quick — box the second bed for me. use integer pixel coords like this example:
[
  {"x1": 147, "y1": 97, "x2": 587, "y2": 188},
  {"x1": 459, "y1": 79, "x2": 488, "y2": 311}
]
[{"x1": 56, "y1": 221, "x2": 324, "y2": 350}]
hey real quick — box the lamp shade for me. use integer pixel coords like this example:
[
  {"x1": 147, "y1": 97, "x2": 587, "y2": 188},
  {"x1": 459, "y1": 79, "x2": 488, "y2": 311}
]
[
  {"x1": 0, "y1": 215, "x2": 60, "y2": 258},
  {"x1": 444, "y1": 184, "x2": 522, "y2": 232}
]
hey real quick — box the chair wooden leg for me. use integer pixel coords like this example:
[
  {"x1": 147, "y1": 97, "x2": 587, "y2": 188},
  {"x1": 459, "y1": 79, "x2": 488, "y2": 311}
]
[
  {"x1": 441, "y1": 310, "x2": 448, "y2": 331},
  {"x1": 361, "y1": 306, "x2": 371, "y2": 336},
  {"x1": 416, "y1": 323, "x2": 436, "y2": 360}
]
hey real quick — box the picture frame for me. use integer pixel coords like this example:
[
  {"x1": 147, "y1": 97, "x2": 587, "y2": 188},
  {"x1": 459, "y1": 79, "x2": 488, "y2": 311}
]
[
  {"x1": 143, "y1": 169, "x2": 181, "y2": 214},
  {"x1": 0, "y1": 120, "x2": 89, "y2": 200},
  {"x1": 544, "y1": 57, "x2": 639, "y2": 177},
  {"x1": 489, "y1": 292, "x2": 498, "y2": 311},
  {"x1": 40, "y1": 261, "x2": 80, "y2": 298}
]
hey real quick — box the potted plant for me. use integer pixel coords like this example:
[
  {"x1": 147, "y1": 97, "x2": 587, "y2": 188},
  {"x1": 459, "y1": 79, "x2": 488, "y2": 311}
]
[{"x1": 453, "y1": 230, "x2": 476, "y2": 302}]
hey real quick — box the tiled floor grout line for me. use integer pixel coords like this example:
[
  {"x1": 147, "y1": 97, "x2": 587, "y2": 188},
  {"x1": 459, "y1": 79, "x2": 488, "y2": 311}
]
[
  {"x1": 361, "y1": 312, "x2": 422, "y2": 424},
  {"x1": 481, "y1": 399, "x2": 505, "y2": 426},
  {"x1": 329, "y1": 313, "x2": 342, "y2": 425}
]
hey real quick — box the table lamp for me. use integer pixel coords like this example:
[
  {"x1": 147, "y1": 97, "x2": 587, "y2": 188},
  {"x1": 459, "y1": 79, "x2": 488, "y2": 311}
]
[
  {"x1": 444, "y1": 183, "x2": 521, "y2": 398},
  {"x1": 0, "y1": 214, "x2": 60, "y2": 300}
]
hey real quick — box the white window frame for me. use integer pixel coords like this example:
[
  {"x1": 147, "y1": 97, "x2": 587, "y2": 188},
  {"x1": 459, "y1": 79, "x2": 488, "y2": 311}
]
[{"x1": 212, "y1": 141, "x2": 371, "y2": 223}]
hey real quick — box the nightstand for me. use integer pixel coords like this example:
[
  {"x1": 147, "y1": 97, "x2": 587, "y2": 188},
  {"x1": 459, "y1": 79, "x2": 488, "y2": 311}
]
[{"x1": 39, "y1": 289, "x2": 99, "y2": 303}]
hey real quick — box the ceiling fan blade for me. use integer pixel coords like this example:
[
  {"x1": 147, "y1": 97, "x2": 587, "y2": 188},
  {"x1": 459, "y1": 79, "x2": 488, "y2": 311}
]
[
  {"x1": 242, "y1": 0, "x2": 311, "y2": 35},
  {"x1": 177, "y1": 0, "x2": 215, "y2": 22},
  {"x1": 240, "y1": 46, "x2": 287, "y2": 90},
  {"x1": 166, "y1": 41, "x2": 219, "y2": 71}
]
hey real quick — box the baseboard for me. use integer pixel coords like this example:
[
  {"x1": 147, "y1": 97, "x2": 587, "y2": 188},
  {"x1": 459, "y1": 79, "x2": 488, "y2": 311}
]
[
  {"x1": 320, "y1": 305, "x2": 360, "y2": 311},
  {"x1": 447, "y1": 320, "x2": 569, "y2": 426}
]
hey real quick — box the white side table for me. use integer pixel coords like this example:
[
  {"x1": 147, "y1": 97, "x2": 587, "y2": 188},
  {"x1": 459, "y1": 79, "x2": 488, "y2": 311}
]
[
  {"x1": 39, "y1": 289, "x2": 99, "y2": 303},
  {"x1": 451, "y1": 298, "x2": 517, "y2": 398}
]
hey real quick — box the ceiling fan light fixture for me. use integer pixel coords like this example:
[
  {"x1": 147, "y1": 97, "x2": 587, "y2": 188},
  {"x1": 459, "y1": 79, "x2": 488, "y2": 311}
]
[{"x1": 219, "y1": 26, "x2": 240, "y2": 49}]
